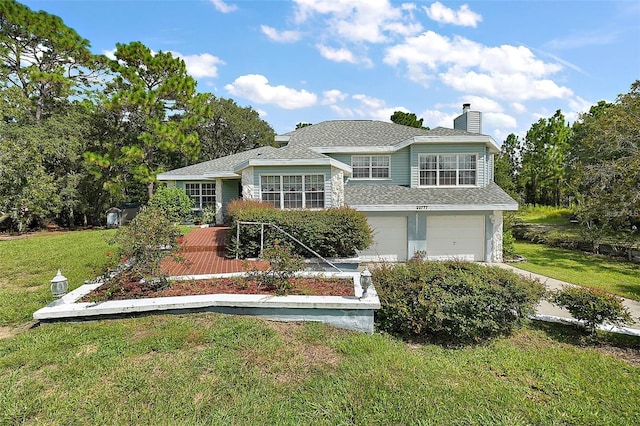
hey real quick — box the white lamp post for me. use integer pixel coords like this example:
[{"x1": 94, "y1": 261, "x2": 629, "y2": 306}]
[
  {"x1": 360, "y1": 268, "x2": 372, "y2": 299},
  {"x1": 50, "y1": 269, "x2": 68, "y2": 298}
]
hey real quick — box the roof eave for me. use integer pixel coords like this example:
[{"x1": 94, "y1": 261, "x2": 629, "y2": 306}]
[
  {"x1": 349, "y1": 203, "x2": 519, "y2": 212},
  {"x1": 233, "y1": 158, "x2": 352, "y2": 174}
]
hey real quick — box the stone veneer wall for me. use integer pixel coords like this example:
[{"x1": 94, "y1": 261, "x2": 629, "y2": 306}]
[
  {"x1": 492, "y1": 210, "x2": 503, "y2": 262},
  {"x1": 241, "y1": 168, "x2": 254, "y2": 200},
  {"x1": 331, "y1": 169, "x2": 345, "y2": 207}
]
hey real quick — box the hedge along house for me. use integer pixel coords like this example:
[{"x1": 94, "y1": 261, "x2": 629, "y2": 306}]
[{"x1": 157, "y1": 104, "x2": 518, "y2": 262}]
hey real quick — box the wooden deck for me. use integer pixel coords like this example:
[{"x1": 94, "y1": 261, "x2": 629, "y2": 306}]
[{"x1": 160, "y1": 227, "x2": 268, "y2": 276}]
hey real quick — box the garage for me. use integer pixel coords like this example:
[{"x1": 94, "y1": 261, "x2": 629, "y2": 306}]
[
  {"x1": 359, "y1": 216, "x2": 408, "y2": 261},
  {"x1": 426, "y1": 215, "x2": 485, "y2": 261}
]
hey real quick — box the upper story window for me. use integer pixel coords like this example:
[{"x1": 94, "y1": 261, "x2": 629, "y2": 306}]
[
  {"x1": 260, "y1": 175, "x2": 325, "y2": 209},
  {"x1": 419, "y1": 154, "x2": 477, "y2": 186},
  {"x1": 352, "y1": 155, "x2": 390, "y2": 179},
  {"x1": 185, "y1": 182, "x2": 216, "y2": 209}
]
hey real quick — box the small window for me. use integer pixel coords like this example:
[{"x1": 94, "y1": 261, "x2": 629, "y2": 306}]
[
  {"x1": 185, "y1": 182, "x2": 216, "y2": 209},
  {"x1": 352, "y1": 155, "x2": 390, "y2": 179}
]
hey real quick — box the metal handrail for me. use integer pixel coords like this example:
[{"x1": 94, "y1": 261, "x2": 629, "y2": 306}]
[{"x1": 235, "y1": 221, "x2": 342, "y2": 272}]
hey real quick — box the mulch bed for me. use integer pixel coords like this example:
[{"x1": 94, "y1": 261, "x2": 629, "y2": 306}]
[{"x1": 82, "y1": 276, "x2": 354, "y2": 302}]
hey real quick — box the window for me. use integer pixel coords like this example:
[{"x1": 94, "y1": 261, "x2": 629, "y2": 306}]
[
  {"x1": 352, "y1": 155, "x2": 390, "y2": 179},
  {"x1": 419, "y1": 154, "x2": 477, "y2": 186},
  {"x1": 260, "y1": 175, "x2": 325, "y2": 209},
  {"x1": 185, "y1": 182, "x2": 216, "y2": 209}
]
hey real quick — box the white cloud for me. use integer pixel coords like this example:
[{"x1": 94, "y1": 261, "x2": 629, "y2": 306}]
[
  {"x1": 384, "y1": 31, "x2": 573, "y2": 101},
  {"x1": 316, "y1": 44, "x2": 357, "y2": 63},
  {"x1": 210, "y1": 0, "x2": 237, "y2": 13},
  {"x1": 261, "y1": 25, "x2": 302, "y2": 43},
  {"x1": 293, "y1": 0, "x2": 418, "y2": 43},
  {"x1": 510, "y1": 102, "x2": 527, "y2": 114},
  {"x1": 315, "y1": 44, "x2": 373, "y2": 66},
  {"x1": 420, "y1": 109, "x2": 457, "y2": 128},
  {"x1": 352, "y1": 94, "x2": 406, "y2": 121},
  {"x1": 484, "y1": 112, "x2": 517, "y2": 130},
  {"x1": 102, "y1": 48, "x2": 116, "y2": 59},
  {"x1": 424, "y1": 2, "x2": 482, "y2": 27},
  {"x1": 104, "y1": 48, "x2": 224, "y2": 79},
  {"x1": 321, "y1": 89, "x2": 348, "y2": 105},
  {"x1": 224, "y1": 74, "x2": 317, "y2": 109},
  {"x1": 170, "y1": 52, "x2": 225, "y2": 78}
]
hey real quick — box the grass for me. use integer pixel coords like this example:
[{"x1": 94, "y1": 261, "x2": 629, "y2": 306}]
[
  {"x1": 0, "y1": 229, "x2": 116, "y2": 326},
  {"x1": 0, "y1": 229, "x2": 639, "y2": 424},
  {"x1": 515, "y1": 205, "x2": 574, "y2": 225},
  {"x1": 514, "y1": 241, "x2": 640, "y2": 301},
  {"x1": 1, "y1": 315, "x2": 639, "y2": 425}
]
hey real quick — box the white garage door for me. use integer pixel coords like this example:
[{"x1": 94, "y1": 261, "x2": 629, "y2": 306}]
[
  {"x1": 426, "y1": 215, "x2": 485, "y2": 261},
  {"x1": 359, "y1": 216, "x2": 408, "y2": 262}
]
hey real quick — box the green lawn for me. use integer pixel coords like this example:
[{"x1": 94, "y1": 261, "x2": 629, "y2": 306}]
[
  {"x1": 0, "y1": 230, "x2": 639, "y2": 424},
  {"x1": 514, "y1": 241, "x2": 640, "y2": 301},
  {"x1": 0, "y1": 229, "x2": 116, "y2": 326}
]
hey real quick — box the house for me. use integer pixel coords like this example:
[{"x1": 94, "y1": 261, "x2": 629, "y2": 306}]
[{"x1": 157, "y1": 104, "x2": 518, "y2": 262}]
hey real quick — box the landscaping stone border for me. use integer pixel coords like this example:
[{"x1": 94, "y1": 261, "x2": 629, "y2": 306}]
[{"x1": 33, "y1": 271, "x2": 381, "y2": 333}]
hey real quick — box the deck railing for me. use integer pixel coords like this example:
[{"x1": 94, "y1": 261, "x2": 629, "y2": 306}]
[{"x1": 234, "y1": 221, "x2": 342, "y2": 272}]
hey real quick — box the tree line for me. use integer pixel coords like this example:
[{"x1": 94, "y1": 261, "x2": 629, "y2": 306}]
[
  {"x1": 0, "y1": 1, "x2": 275, "y2": 231},
  {"x1": 495, "y1": 81, "x2": 640, "y2": 240}
]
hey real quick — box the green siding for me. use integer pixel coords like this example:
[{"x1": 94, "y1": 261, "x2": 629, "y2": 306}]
[
  {"x1": 327, "y1": 148, "x2": 410, "y2": 186},
  {"x1": 222, "y1": 179, "x2": 240, "y2": 216}
]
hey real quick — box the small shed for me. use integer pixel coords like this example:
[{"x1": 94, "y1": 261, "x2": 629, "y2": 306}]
[{"x1": 106, "y1": 207, "x2": 122, "y2": 228}]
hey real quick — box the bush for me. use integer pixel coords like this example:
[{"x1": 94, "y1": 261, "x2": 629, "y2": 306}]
[
  {"x1": 148, "y1": 186, "x2": 194, "y2": 223},
  {"x1": 226, "y1": 201, "x2": 373, "y2": 259},
  {"x1": 244, "y1": 240, "x2": 306, "y2": 295},
  {"x1": 502, "y1": 230, "x2": 516, "y2": 259},
  {"x1": 550, "y1": 286, "x2": 633, "y2": 335},
  {"x1": 374, "y1": 260, "x2": 546, "y2": 344},
  {"x1": 109, "y1": 205, "x2": 182, "y2": 284}
]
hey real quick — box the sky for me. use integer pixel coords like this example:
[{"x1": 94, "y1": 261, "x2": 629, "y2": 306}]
[{"x1": 22, "y1": 0, "x2": 640, "y2": 142}]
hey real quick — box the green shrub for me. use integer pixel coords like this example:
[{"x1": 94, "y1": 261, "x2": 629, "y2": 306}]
[
  {"x1": 148, "y1": 186, "x2": 194, "y2": 223},
  {"x1": 108, "y1": 205, "x2": 182, "y2": 284},
  {"x1": 226, "y1": 201, "x2": 373, "y2": 259},
  {"x1": 550, "y1": 286, "x2": 633, "y2": 335},
  {"x1": 201, "y1": 205, "x2": 217, "y2": 224},
  {"x1": 244, "y1": 240, "x2": 306, "y2": 295},
  {"x1": 374, "y1": 260, "x2": 545, "y2": 344},
  {"x1": 502, "y1": 230, "x2": 516, "y2": 259}
]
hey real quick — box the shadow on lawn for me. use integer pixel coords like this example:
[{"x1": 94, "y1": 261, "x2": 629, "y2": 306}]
[{"x1": 531, "y1": 321, "x2": 640, "y2": 350}]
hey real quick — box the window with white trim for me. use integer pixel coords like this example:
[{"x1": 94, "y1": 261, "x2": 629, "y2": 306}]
[
  {"x1": 419, "y1": 154, "x2": 477, "y2": 186},
  {"x1": 184, "y1": 182, "x2": 216, "y2": 209},
  {"x1": 351, "y1": 155, "x2": 390, "y2": 179},
  {"x1": 260, "y1": 175, "x2": 325, "y2": 209}
]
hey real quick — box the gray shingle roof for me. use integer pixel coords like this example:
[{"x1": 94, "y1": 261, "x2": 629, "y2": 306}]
[
  {"x1": 158, "y1": 120, "x2": 496, "y2": 180},
  {"x1": 158, "y1": 146, "x2": 277, "y2": 178},
  {"x1": 345, "y1": 183, "x2": 518, "y2": 209},
  {"x1": 284, "y1": 120, "x2": 434, "y2": 147},
  {"x1": 253, "y1": 145, "x2": 329, "y2": 160}
]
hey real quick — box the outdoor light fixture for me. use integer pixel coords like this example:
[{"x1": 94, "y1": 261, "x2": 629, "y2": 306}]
[
  {"x1": 360, "y1": 268, "x2": 372, "y2": 299},
  {"x1": 50, "y1": 269, "x2": 68, "y2": 298}
]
